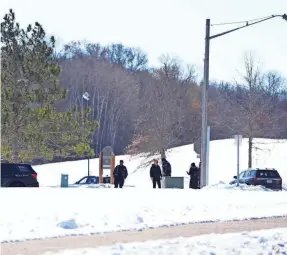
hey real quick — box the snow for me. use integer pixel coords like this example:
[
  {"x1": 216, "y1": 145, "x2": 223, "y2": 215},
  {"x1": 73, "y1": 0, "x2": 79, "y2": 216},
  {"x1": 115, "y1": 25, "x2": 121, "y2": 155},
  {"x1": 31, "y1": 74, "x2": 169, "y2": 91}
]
[
  {"x1": 1, "y1": 187, "x2": 287, "y2": 243},
  {"x1": 1, "y1": 138, "x2": 287, "y2": 243},
  {"x1": 33, "y1": 138, "x2": 287, "y2": 188},
  {"x1": 203, "y1": 182, "x2": 283, "y2": 192},
  {"x1": 43, "y1": 228, "x2": 287, "y2": 255}
]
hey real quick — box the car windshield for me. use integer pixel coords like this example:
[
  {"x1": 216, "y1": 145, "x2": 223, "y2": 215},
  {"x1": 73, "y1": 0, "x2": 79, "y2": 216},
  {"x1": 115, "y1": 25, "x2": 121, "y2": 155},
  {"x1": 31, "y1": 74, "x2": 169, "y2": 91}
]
[
  {"x1": 79, "y1": 177, "x2": 88, "y2": 184},
  {"x1": 256, "y1": 170, "x2": 280, "y2": 178}
]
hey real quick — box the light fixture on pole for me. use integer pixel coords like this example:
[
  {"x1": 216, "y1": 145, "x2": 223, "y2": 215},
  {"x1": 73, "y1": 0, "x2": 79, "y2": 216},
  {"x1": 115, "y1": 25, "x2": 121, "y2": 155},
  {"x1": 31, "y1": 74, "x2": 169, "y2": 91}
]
[
  {"x1": 83, "y1": 92, "x2": 90, "y2": 101},
  {"x1": 200, "y1": 14, "x2": 287, "y2": 188}
]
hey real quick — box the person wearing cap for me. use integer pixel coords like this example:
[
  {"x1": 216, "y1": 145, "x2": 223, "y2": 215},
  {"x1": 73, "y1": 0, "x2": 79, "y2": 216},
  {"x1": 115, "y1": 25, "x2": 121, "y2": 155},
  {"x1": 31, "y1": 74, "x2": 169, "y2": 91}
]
[
  {"x1": 113, "y1": 160, "x2": 128, "y2": 188},
  {"x1": 162, "y1": 158, "x2": 171, "y2": 177}
]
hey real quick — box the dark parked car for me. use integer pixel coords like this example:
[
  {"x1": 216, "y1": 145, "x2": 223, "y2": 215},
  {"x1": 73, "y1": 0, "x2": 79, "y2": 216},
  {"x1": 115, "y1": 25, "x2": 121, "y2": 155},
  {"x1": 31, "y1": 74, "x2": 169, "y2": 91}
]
[
  {"x1": 230, "y1": 168, "x2": 282, "y2": 190},
  {"x1": 1, "y1": 163, "x2": 39, "y2": 187},
  {"x1": 74, "y1": 176, "x2": 99, "y2": 185},
  {"x1": 74, "y1": 175, "x2": 111, "y2": 185}
]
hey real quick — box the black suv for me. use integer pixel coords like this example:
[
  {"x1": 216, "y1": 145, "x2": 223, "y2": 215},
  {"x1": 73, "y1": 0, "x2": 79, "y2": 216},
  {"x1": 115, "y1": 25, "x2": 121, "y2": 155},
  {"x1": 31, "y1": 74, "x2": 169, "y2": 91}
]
[
  {"x1": 1, "y1": 163, "x2": 39, "y2": 187},
  {"x1": 230, "y1": 168, "x2": 282, "y2": 190}
]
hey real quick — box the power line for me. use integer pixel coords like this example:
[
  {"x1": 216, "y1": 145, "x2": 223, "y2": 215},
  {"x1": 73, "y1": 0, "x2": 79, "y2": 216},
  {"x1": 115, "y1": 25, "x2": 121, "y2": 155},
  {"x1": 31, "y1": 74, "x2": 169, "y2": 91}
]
[{"x1": 211, "y1": 15, "x2": 273, "y2": 26}]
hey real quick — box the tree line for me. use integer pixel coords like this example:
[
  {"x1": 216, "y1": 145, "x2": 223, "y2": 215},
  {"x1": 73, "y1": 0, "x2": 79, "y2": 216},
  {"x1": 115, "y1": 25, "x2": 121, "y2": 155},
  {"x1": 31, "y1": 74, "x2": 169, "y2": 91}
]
[{"x1": 1, "y1": 9, "x2": 286, "y2": 168}]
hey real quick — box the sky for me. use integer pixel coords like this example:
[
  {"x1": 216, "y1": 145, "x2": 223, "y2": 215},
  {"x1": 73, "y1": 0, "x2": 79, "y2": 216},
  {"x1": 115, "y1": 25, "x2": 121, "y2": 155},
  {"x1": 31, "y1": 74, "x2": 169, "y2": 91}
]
[{"x1": 1, "y1": 0, "x2": 286, "y2": 82}]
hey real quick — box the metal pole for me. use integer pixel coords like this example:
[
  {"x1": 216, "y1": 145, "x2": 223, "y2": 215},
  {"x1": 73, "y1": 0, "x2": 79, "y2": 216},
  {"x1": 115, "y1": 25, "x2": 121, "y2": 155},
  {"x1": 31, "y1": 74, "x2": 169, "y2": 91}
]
[
  {"x1": 88, "y1": 157, "x2": 90, "y2": 176},
  {"x1": 200, "y1": 19, "x2": 210, "y2": 188},
  {"x1": 206, "y1": 126, "x2": 210, "y2": 186},
  {"x1": 87, "y1": 98, "x2": 90, "y2": 177},
  {"x1": 237, "y1": 136, "x2": 240, "y2": 186}
]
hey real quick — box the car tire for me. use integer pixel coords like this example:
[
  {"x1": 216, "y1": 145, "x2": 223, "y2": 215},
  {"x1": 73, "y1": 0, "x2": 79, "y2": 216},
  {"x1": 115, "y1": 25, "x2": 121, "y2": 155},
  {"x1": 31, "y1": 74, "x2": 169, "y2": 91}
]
[{"x1": 8, "y1": 182, "x2": 26, "y2": 187}]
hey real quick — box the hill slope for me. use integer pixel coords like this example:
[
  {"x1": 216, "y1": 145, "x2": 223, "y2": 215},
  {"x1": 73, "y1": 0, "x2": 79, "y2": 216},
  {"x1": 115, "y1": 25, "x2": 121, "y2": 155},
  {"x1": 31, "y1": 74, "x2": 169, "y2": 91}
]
[{"x1": 34, "y1": 138, "x2": 287, "y2": 187}]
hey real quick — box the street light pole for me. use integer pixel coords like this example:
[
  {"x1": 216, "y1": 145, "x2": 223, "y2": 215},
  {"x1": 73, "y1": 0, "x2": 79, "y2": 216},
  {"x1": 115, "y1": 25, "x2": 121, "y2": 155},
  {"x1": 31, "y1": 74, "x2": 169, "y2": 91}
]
[
  {"x1": 200, "y1": 14, "x2": 287, "y2": 188},
  {"x1": 200, "y1": 19, "x2": 210, "y2": 188}
]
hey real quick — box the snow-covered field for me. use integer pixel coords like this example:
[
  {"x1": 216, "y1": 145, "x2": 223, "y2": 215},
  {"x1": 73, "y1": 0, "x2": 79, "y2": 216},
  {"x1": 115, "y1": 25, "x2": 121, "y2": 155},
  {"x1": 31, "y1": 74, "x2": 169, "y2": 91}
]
[
  {"x1": 1, "y1": 187, "x2": 287, "y2": 243},
  {"x1": 1, "y1": 138, "x2": 287, "y2": 244},
  {"x1": 33, "y1": 138, "x2": 287, "y2": 188},
  {"x1": 43, "y1": 227, "x2": 287, "y2": 255}
]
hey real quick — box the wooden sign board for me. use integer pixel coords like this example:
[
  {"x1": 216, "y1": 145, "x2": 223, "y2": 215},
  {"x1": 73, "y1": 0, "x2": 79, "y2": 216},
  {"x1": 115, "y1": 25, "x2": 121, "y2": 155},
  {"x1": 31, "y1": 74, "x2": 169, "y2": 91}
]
[{"x1": 99, "y1": 146, "x2": 115, "y2": 184}]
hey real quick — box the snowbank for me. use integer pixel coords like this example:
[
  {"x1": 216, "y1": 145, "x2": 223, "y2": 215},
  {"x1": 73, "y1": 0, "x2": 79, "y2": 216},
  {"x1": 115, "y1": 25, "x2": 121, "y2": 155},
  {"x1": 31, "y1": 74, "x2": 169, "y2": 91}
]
[
  {"x1": 67, "y1": 184, "x2": 135, "y2": 188},
  {"x1": 203, "y1": 181, "x2": 283, "y2": 192},
  {"x1": 1, "y1": 187, "x2": 287, "y2": 243},
  {"x1": 43, "y1": 227, "x2": 287, "y2": 255}
]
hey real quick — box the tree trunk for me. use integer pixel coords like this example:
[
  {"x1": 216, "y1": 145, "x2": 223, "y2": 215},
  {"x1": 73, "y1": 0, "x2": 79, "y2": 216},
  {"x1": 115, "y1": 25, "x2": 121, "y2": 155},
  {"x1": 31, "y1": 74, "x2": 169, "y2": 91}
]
[
  {"x1": 248, "y1": 136, "x2": 253, "y2": 168},
  {"x1": 160, "y1": 148, "x2": 166, "y2": 159}
]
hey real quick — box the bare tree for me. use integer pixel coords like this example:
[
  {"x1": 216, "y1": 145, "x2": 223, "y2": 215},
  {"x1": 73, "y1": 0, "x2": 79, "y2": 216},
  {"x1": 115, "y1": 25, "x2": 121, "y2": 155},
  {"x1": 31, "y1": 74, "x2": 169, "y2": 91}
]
[
  {"x1": 129, "y1": 56, "x2": 196, "y2": 159},
  {"x1": 211, "y1": 53, "x2": 286, "y2": 168},
  {"x1": 59, "y1": 49, "x2": 139, "y2": 155}
]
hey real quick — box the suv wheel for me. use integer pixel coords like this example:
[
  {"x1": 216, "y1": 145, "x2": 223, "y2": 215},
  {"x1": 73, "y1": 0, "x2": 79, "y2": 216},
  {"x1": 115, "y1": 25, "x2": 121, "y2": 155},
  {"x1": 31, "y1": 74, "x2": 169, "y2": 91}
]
[{"x1": 8, "y1": 182, "x2": 25, "y2": 187}]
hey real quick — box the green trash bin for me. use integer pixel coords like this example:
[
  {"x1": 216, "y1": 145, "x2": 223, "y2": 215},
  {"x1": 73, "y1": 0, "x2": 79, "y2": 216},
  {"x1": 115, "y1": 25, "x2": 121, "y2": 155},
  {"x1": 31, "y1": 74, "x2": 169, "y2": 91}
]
[{"x1": 61, "y1": 174, "x2": 69, "y2": 187}]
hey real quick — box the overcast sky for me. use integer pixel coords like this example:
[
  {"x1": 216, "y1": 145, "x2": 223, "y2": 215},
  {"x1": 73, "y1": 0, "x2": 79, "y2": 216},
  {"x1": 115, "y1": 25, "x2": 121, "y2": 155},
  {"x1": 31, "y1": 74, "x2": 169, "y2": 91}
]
[{"x1": 1, "y1": 0, "x2": 286, "y2": 82}]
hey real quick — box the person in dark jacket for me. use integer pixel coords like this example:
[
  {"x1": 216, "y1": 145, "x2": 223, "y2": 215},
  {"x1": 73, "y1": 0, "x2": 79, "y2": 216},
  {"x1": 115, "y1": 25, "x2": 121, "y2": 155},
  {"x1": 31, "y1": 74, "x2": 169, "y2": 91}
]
[
  {"x1": 113, "y1": 160, "x2": 128, "y2": 188},
  {"x1": 150, "y1": 159, "x2": 162, "y2": 188},
  {"x1": 187, "y1": 162, "x2": 200, "y2": 189},
  {"x1": 162, "y1": 158, "x2": 171, "y2": 177}
]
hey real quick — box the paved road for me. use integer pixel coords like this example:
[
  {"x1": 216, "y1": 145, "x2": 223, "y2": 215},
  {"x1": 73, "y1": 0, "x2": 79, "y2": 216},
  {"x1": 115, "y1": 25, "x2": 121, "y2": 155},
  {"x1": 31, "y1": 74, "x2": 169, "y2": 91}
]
[{"x1": 3, "y1": 217, "x2": 287, "y2": 255}]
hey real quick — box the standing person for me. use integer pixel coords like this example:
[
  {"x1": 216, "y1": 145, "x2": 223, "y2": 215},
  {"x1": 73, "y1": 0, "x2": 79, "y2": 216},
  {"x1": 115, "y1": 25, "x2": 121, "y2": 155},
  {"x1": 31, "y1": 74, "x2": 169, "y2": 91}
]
[
  {"x1": 113, "y1": 160, "x2": 128, "y2": 188},
  {"x1": 187, "y1": 162, "x2": 200, "y2": 189},
  {"x1": 150, "y1": 159, "x2": 162, "y2": 188},
  {"x1": 162, "y1": 158, "x2": 171, "y2": 177}
]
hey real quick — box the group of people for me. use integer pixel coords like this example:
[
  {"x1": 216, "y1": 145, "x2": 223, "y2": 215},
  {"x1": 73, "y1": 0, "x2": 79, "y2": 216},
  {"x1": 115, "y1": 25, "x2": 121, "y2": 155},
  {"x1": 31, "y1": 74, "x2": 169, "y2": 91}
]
[
  {"x1": 113, "y1": 158, "x2": 200, "y2": 189},
  {"x1": 149, "y1": 159, "x2": 200, "y2": 189},
  {"x1": 149, "y1": 158, "x2": 171, "y2": 188}
]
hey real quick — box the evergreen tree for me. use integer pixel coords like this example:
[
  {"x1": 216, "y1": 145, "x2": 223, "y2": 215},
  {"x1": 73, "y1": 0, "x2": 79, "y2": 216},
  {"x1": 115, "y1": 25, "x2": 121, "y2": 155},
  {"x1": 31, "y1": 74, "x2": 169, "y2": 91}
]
[{"x1": 1, "y1": 9, "x2": 97, "y2": 162}]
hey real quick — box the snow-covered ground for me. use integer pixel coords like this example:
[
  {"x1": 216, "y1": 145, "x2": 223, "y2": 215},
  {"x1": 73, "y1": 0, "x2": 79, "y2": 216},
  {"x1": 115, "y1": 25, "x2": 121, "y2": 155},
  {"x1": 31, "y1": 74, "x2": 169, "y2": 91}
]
[
  {"x1": 43, "y1": 227, "x2": 287, "y2": 255},
  {"x1": 1, "y1": 138, "x2": 287, "y2": 244},
  {"x1": 1, "y1": 187, "x2": 287, "y2": 243},
  {"x1": 33, "y1": 138, "x2": 287, "y2": 188}
]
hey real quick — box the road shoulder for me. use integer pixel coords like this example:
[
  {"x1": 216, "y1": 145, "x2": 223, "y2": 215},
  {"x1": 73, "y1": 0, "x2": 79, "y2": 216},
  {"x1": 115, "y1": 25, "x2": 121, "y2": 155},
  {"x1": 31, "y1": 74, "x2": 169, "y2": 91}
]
[{"x1": 2, "y1": 217, "x2": 287, "y2": 255}]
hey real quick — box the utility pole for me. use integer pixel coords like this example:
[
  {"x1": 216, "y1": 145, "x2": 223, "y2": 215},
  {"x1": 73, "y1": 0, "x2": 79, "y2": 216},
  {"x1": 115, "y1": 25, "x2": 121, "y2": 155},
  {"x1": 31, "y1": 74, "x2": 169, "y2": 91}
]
[
  {"x1": 200, "y1": 19, "x2": 210, "y2": 188},
  {"x1": 199, "y1": 14, "x2": 286, "y2": 188}
]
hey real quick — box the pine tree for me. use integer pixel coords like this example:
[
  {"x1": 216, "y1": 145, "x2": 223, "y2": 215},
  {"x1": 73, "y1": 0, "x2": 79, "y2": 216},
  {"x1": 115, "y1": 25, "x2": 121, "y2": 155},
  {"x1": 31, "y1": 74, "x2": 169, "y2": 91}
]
[{"x1": 1, "y1": 9, "x2": 97, "y2": 162}]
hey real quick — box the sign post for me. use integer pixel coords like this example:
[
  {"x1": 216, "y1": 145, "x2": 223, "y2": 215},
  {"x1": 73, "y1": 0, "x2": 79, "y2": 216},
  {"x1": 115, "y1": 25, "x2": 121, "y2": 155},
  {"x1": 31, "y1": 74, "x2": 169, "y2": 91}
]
[
  {"x1": 99, "y1": 146, "x2": 115, "y2": 184},
  {"x1": 99, "y1": 152, "x2": 103, "y2": 183},
  {"x1": 234, "y1": 135, "x2": 242, "y2": 186},
  {"x1": 111, "y1": 154, "x2": 115, "y2": 184}
]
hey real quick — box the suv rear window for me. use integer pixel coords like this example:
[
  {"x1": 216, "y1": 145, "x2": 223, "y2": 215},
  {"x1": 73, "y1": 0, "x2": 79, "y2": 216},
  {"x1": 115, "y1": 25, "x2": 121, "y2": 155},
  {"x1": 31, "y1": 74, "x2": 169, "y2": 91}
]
[
  {"x1": 1, "y1": 164, "x2": 19, "y2": 175},
  {"x1": 256, "y1": 170, "x2": 280, "y2": 178},
  {"x1": 1, "y1": 163, "x2": 36, "y2": 175}
]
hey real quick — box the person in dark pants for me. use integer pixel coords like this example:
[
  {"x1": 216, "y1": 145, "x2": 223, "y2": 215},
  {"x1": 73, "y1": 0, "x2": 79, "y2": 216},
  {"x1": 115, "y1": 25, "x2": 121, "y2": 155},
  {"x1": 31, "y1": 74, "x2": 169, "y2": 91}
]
[
  {"x1": 162, "y1": 158, "x2": 171, "y2": 177},
  {"x1": 150, "y1": 159, "x2": 162, "y2": 188},
  {"x1": 113, "y1": 160, "x2": 128, "y2": 188},
  {"x1": 187, "y1": 162, "x2": 200, "y2": 189}
]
